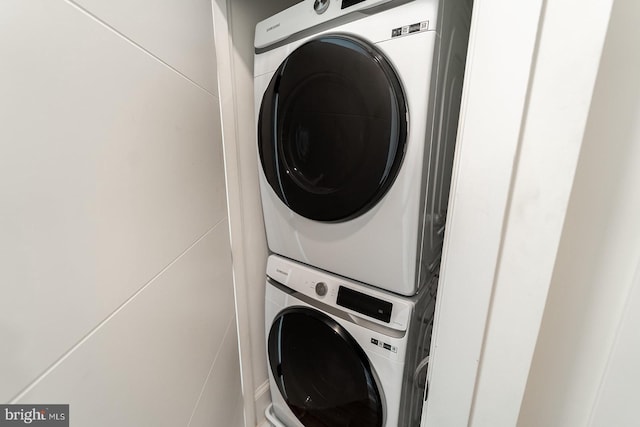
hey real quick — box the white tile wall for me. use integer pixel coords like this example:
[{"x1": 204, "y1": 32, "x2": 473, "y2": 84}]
[
  {"x1": 188, "y1": 321, "x2": 244, "y2": 427},
  {"x1": 68, "y1": 0, "x2": 218, "y2": 94},
  {"x1": 14, "y1": 226, "x2": 235, "y2": 426},
  {"x1": 0, "y1": 0, "x2": 238, "y2": 425}
]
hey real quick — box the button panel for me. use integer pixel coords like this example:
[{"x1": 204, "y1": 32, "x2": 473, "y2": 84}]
[
  {"x1": 391, "y1": 21, "x2": 429, "y2": 38},
  {"x1": 267, "y1": 255, "x2": 413, "y2": 332},
  {"x1": 371, "y1": 337, "x2": 397, "y2": 353}
]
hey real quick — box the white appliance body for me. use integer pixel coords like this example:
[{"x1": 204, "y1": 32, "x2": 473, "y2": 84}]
[
  {"x1": 265, "y1": 255, "x2": 436, "y2": 427},
  {"x1": 255, "y1": 0, "x2": 470, "y2": 296}
]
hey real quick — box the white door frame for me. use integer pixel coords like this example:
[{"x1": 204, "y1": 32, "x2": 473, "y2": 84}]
[{"x1": 423, "y1": 0, "x2": 614, "y2": 426}]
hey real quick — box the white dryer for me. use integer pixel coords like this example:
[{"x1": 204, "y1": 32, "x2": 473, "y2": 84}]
[
  {"x1": 265, "y1": 255, "x2": 437, "y2": 427},
  {"x1": 254, "y1": 0, "x2": 471, "y2": 296}
]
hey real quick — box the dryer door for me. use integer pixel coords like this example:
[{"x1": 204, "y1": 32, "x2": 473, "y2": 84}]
[
  {"x1": 268, "y1": 307, "x2": 384, "y2": 427},
  {"x1": 258, "y1": 35, "x2": 407, "y2": 222}
]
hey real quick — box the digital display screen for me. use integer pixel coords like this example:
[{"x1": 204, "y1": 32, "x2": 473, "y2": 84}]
[
  {"x1": 342, "y1": 0, "x2": 366, "y2": 9},
  {"x1": 337, "y1": 286, "x2": 392, "y2": 323}
]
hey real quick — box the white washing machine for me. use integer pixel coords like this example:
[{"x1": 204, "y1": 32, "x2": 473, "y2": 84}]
[
  {"x1": 254, "y1": 0, "x2": 472, "y2": 296},
  {"x1": 265, "y1": 255, "x2": 437, "y2": 427}
]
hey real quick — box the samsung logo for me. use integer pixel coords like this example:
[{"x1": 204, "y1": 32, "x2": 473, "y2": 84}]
[
  {"x1": 276, "y1": 269, "x2": 289, "y2": 276},
  {"x1": 266, "y1": 23, "x2": 281, "y2": 32}
]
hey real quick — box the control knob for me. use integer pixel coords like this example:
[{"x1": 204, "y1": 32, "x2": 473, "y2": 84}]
[
  {"x1": 315, "y1": 282, "x2": 328, "y2": 297},
  {"x1": 313, "y1": 0, "x2": 330, "y2": 14}
]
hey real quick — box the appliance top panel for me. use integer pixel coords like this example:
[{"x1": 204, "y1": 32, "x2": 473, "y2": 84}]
[
  {"x1": 255, "y1": 0, "x2": 439, "y2": 50},
  {"x1": 267, "y1": 255, "x2": 421, "y2": 331}
]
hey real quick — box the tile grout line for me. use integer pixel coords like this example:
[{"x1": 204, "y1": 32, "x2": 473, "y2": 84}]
[
  {"x1": 186, "y1": 315, "x2": 235, "y2": 427},
  {"x1": 9, "y1": 218, "x2": 228, "y2": 404},
  {"x1": 63, "y1": 0, "x2": 216, "y2": 98}
]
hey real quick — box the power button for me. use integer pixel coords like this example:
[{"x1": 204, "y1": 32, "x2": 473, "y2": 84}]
[
  {"x1": 313, "y1": 0, "x2": 330, "y2": 14},
  {"x1": 315, "y1": 282, "x2": 328, "y2": 297}
]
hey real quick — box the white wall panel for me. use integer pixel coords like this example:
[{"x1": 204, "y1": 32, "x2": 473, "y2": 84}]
[
  {"x1": 424, "y1": 0, "x2": 614, "y2": 425},
  {"x1": 14, "y1": 225, "x2": 234, "y2": 426},
  {"x1": 468, "y1": 0, "x2": 613, "y2": 425},
  {"x1": 0, "y1": 0, "x2": 237, "y2": 422},
  {"x1": 69, "y1": 0, "x2": 218, "y2": 94},
  {"x1": 519, "y1": 0, "x2": 640, "y2": 423},
  {"x1": 422, "y1": 1, "x2": 543, "y2": 424},
  {"x1": 188, "y1": 321, "x2": 244, "y2": 427},
  {"x1": 590, "y1": 265, "x2": 640, "y2": 427}
]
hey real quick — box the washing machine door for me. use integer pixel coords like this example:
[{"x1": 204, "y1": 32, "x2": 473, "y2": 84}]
[
  {"x1": 258, "y1": 34, "x2": 407, "y2": 222},
  {"x1": 268, "y1": 307, "x2": 384, "y2": 427}
]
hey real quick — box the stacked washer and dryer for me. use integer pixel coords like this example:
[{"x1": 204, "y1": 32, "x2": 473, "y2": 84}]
[{"x1": 253, "y1": 0, "x2": 471, "y2": 426}]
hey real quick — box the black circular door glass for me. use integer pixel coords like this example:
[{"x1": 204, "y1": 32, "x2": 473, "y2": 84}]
[
  {"x1": 259, "y1": 34, "x2": 408, "y2": 222},
  {"x1": 268, "y1": 307, "x2": 383, "y2": 427}
]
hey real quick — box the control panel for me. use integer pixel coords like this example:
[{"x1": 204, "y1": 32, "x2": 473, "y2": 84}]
[
  {"x1": 266, "y1": 255, "x2": 413, "y2": 332},
  {"x1": 255, "y1": 0, "x2": 400, "y2": 50},
  {"x1": 391, "y1": 20, "x2": 429, "y2": 38}
]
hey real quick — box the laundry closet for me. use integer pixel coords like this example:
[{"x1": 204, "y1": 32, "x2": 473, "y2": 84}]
[
  {"x1": 214, "y1": 0, "x2": 628, "y2": 426},
  {"x1": 0, "y1": 0, "x2": 631, "y2": 426}
]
